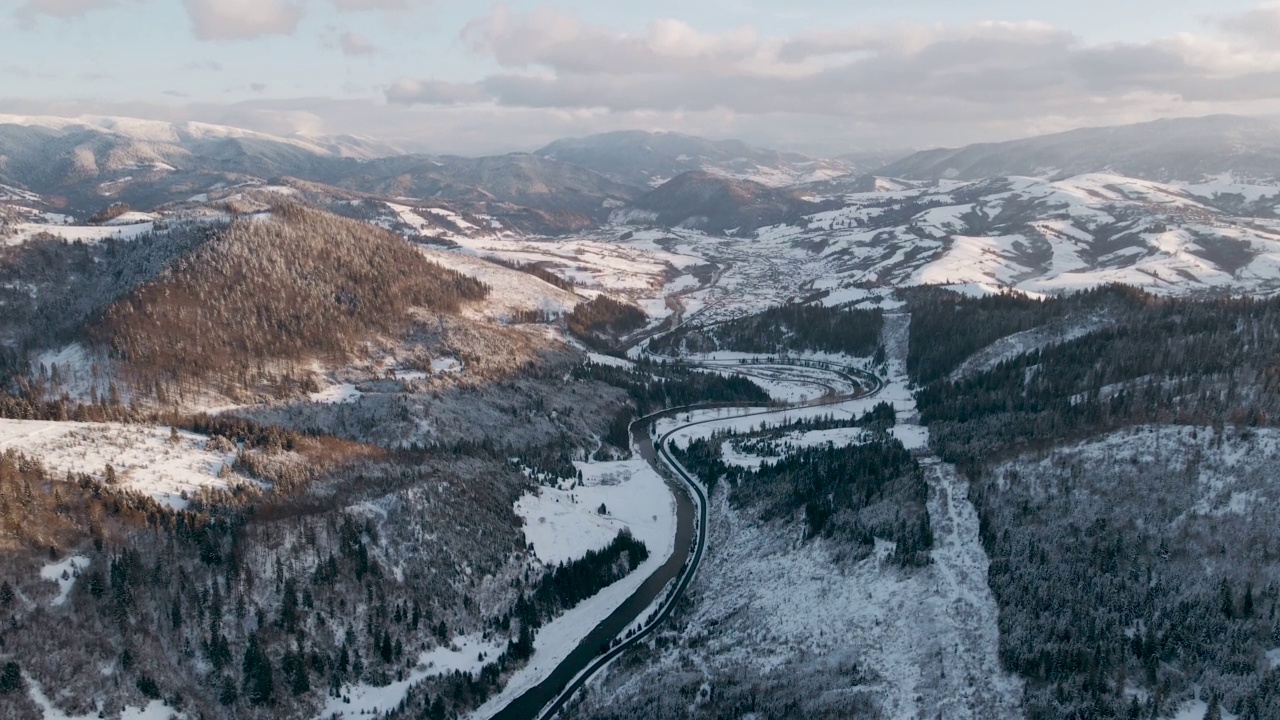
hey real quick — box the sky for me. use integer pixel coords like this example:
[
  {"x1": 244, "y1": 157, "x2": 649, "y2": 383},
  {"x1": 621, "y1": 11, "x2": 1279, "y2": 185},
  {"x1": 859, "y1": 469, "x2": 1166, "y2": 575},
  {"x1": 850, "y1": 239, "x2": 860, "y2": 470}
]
[{"x1": 2, "y1": 0, "x2": 1280, "y2": 155}]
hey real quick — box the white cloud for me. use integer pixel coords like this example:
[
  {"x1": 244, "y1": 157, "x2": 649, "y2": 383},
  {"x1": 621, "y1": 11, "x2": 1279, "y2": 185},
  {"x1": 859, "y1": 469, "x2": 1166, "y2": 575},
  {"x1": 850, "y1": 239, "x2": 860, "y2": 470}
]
[
  {"x1": 1216, "y1": 2, "x2": 1280, "y2": 47},
  {"x1": 11, "y1": 3, "x2": 1280, "y2": 156},
  {"x1": 393, "y1": 6, "x2": 1280, "y2": 132},
  {"x1": 385, "y1": 78, "x2": 489, "y2": 104},
  {"x1": 339, "y1": 31, "x2": 377, "y2": 56},
  {"x1": 183, "y1": 0, "x2": 306, "y2": 41}
]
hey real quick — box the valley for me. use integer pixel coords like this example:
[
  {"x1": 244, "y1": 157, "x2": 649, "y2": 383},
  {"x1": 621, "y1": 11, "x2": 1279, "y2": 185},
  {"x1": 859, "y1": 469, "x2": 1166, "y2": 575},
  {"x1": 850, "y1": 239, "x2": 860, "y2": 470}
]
[{"x1": 1, "y1": 111, "x2": 1279, "y2": 720}]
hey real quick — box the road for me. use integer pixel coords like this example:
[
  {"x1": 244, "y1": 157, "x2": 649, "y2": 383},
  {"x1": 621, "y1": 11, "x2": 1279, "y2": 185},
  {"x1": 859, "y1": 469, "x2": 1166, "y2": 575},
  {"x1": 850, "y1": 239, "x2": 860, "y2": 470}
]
[{"x1": 489, "y1": 359, "x2": 883, "y2": 720}]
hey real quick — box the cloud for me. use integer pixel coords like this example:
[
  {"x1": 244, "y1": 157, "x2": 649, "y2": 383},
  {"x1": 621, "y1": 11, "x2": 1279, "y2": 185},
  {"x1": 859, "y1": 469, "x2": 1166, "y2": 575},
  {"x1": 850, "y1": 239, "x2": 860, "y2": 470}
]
[
  {"x1": 385, "y1": 79, "x2": 490, "y2": 105},
  {"x1": 14, "y1": 0, "x2": 112, "y2": 24},
  {"x1": 1216, "y1": 2, "x2": 1280, "y2": 47},
  {"x1": 183, "y1": 0, "x2": 306, "y2": 41},
  {"x1": 389, "y1": 6, "x2": 1280, "y2": 131},
  {"x1": 339, "y1": 31, "x2": 377, "y2": 56},
  {"x1": 462, "y1": 7, "x2": 765, "y2": 76}
]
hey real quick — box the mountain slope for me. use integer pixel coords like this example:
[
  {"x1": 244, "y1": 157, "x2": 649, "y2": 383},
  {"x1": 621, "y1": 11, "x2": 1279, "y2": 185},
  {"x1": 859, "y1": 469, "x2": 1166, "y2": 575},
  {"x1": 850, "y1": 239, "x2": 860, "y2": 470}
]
[
  {"x1": 612, "y1": 171, "x2": 834, "y2": 234},
  {"x1": 334, "y1": 153, "x2": 641, "y2": 233},
  {"x1": 877, "y1": 115, "x2": 1280, "y2": 183},
  {"x1": 537, "y1": 130, "x2": 857, "y2": 188},
  {"x1": 92, "y1": 204, "x2": 487, "y2": 397}
]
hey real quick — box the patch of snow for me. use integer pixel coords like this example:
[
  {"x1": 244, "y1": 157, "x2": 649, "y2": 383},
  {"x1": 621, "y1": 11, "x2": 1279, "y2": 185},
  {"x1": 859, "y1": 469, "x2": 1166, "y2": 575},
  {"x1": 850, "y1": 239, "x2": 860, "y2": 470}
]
[
  {"x1": 586, "y1": 352, "x2": 634, "y2": 369},
  {"x1": 319, "y1": 635, "x2": 506, "y2": 720},
  {"x1": 418, "y1": 247, "x2": 581, "y2": 322},
  {"x1": 4, "y1": 220, "x2": 153, "y2": 246},
  {"x1": 515, "y1": 458, "x2": 675, "y2": 567},
  {"x1": 0, "y1": 419, "x2": 250, "y2": 509},
  {"x1": 474, "y1": 457, "x2": 677, "y2": 719},
  {"x1": 431, "y1": 357, "x2": 463, "y2": 374},
  {"x1": 38, "y1": 555, "x2": 90, "y2": 607},
  {"x1": 891, "y1": 424, "x2": 930, "y2": 450},
  {"x1": 1169, "y1": 698, "x2": 1236, "y2": 720},
  {"x1": 309, "y1": 383, "x2": 362, "y2": 405},
  {"x1": 103, "y1": 211, "x2": 158, "y2": 225}
]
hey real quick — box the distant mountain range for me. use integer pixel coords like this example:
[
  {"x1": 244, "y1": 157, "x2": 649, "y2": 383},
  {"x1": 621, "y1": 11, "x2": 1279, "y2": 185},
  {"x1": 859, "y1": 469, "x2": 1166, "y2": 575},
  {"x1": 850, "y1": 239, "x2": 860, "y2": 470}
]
[
  {"x1": 877, "y1": 115, "x2": 1280, "y2": 183},
  {"x1": 0, "y1": 115, "x2": 877, "y2": 225},
  {"x1": 535, "y1": 130, "x2": 861, "y2": 188},
  {"x1": 3, "y1": 112, "x2": 1280, "y2": 298}
]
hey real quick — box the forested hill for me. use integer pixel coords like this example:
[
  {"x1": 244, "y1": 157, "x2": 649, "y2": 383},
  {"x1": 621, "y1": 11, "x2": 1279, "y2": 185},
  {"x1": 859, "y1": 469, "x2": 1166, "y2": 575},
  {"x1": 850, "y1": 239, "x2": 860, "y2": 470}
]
[
  {"x1": 91, "y1": 204, "x2": 487, "y2": 400},
  {"x1": 907, "y1": 284, "x2": 1280, "y2": 719},
  {"x1": 649, "y1": 304, "x2": 884, "y2": 357},
  {"x1": 1, "y1": 203, "x2": 488, "y2": 405},
  {"x1": 908, "y1": 286, "x2": 1280, "y2": 466}
]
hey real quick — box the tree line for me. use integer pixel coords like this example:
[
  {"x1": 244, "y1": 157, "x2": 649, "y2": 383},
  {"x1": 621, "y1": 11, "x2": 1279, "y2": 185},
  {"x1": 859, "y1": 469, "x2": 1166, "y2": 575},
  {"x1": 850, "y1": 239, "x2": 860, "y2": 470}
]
[{"x1": 649, "y1": 303, "x2": 883, "y2": 357}]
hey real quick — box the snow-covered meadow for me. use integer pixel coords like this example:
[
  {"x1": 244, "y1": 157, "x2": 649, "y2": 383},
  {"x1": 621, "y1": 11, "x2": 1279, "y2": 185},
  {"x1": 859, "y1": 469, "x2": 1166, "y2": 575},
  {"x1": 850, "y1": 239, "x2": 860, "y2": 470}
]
[
  {"x1": 317, "y1": 635, "x2": 507, "y2": 720},
  {"x1": 0, "y1": 419, "x2": 252, "y2": 509},
  {"x1": 469, "y1": 458, "x2": 677, "y2": 719}
]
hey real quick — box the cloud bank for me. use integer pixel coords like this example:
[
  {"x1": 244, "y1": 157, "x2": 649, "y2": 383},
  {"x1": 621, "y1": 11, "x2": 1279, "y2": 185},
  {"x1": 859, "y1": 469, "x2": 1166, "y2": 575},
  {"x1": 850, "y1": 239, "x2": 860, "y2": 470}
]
[{"x1": 384, "y1": 5, "x2": 1280, "y2": 138}]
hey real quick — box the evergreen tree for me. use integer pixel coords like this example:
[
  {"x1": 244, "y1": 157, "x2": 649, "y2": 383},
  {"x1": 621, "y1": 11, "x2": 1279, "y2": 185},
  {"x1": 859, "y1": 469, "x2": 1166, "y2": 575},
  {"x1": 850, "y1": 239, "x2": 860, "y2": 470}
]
[
  {"x1": 218, "y1": 676, "x2": 238, "y2": 706},
  {"x1": 0, "y1": 662, "x2": 21, "y2": 694},
  {"x1": 242, "y1": 633, "x2": 274, "y2": 706},
  {"x1": 1204, "y1": 695, "x2": 1223, "y2": 720}
]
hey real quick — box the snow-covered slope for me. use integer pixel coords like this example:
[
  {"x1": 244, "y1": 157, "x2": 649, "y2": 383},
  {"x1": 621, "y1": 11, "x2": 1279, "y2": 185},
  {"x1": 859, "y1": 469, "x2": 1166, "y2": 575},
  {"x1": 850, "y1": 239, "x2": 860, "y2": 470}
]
[
  {"x1": 0, "y1": 113, "x2": 400, "y2": 160},
  {"x1": 0, "y1": 419, "x2": 254, "y2": 510},
  {"x1": 593, "y1": 171, "x2": 1280, "y2": 313},
  {"x1": 536, "y1": 130, "x2": 861, "y2": 188},
  {"x1": 878, "y1": 114, "x2": 1280, "y2": 184}
]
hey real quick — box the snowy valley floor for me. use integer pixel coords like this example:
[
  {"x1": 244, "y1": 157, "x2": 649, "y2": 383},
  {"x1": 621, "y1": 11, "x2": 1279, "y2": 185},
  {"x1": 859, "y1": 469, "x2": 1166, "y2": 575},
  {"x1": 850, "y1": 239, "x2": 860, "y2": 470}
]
[{"x1": 567, "y1": 321, "x2": 1024, "y2": 719}]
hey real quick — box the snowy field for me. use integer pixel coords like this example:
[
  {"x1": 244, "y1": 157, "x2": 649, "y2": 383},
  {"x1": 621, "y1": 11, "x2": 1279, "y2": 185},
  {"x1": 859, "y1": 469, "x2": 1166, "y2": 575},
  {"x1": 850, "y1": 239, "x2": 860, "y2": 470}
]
[
  {"x1": 722, "y1": 427, "x2": 873, "y2": 468},
  {"x1": 419, "y1": 246, "x2": 581, "y2": 322},
  {"x1": 3, "y1": 220, "x2": 154, "y2": 246},
  {"x1": 0, "y1": 419, "x2": 252, "y2": 509},
  {"x1": 429, "y1": 230, "x2": 704, "y2": 324},
  {"x1": 472, "y1": 458, "x2": 677, "y2": 719},
  {"x1": 318, "y1": 635, "x2": 506, "y2": 719},
  {"x1": 515, "y1": 458, "x2": 675, "y2": 567}
]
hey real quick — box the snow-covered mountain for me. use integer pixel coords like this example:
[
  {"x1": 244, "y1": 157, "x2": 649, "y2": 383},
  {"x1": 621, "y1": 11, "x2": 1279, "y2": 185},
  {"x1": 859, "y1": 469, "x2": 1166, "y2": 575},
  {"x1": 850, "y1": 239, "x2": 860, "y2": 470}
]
[
  {"x1": 610, "y1": 171, "x2": 836, "y2": 234},
  {"x1": 6, "y1": 110, "x2": 1280, "y2": 300},
  {"x1": 595, "y1": 172, "x2": 1280, "y2": 313},
  {"x1": 877, "y1": 115, "x2": 1280, "y2": 184},
  {"x1": 536, "y1": 130, "x2": 867, "y2": 188}
]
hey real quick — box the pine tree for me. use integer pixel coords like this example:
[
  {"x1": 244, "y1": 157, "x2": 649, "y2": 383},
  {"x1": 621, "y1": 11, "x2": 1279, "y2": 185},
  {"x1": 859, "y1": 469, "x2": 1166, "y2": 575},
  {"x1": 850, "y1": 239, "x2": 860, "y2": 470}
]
[
  {"x1": 1204, "y1": 694, "x2": 1223, "y2": 720},
  {"x1": 219, "y1": 676, "x2": 238, "y2": 706},
  {"x1": 241, "y1": 633, "x2": 274, "y2": 706},
  {"x1": 380, "y1": 628, "x2": 393, "y2": 664},
  {"x1": 0, "y1": 662, "x2": 21, "y2": 694}
]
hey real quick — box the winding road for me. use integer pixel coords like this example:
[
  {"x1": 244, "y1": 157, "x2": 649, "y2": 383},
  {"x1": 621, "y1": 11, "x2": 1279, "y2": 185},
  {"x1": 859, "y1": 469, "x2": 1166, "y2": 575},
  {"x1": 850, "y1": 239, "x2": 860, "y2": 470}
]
[{"x1": 488, "y1": 356, "x2": 884, "y2": 720}]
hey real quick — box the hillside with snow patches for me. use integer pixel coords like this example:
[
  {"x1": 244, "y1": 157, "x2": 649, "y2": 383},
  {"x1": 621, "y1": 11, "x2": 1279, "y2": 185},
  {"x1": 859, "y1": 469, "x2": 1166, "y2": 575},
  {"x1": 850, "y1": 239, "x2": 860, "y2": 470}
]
[
  {"x1": 5, "y1": 114, "x2": 1280, "y2": 719},
  {"x1": 4, "y1": 112, "x2": 1280, "y2": 308}
]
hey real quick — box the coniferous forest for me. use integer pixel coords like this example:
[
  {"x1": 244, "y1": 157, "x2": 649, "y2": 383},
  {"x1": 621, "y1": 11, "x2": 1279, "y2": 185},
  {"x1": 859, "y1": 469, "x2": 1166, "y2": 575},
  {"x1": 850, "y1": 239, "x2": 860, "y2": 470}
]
[
  {"x1": 905, "y1": 286, "x2": 1280, "y2": 719},
  {"x1": 648, "y1": 303, "x2": 884, "y2": 357},
  {"x1": 672, "y1": 403, "x2": 931, "y2": 567}
]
